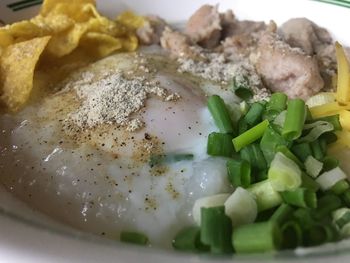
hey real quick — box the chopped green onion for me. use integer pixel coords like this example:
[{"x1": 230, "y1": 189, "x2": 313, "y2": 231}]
[
  {"x1": 281, "y1": 188, "x2": 317, "y2": 208},
  {"x1": 320, "y1": 132, "x2": 338, "y2": 144},
  {"x1": 322, "y1": 156, "x2": 339, "y2": 172},
  {"x1": 255, "y1": 169, "x2": 268, "y2": 182},
  {"x1": 331, "y1": 179, "x2": 349, "y2": 195},
  {"x1": 226, "y1": 159, "x2": 251, "y2": 188},
  {"x1": 239, "y1": 101, "x2": 250, "y2": 115},
  {"x1": 120, "y1": 231, "x2": 149, "y2": 245},
  {"x1": 172, "y1": 226, "x2": 209, "y2": 252},
  {"x1": 270, "y1": 204, "x2": 294, "y2": 225},
  {"x1": 232, "y1": 221, "x2": 282, "y2": 253},
  {"x1": 207, "y1": 132, "x2": 235, "y2": 157},
  {"x1": 333, "y1": 208, "x2": 350, "y2": 229},
  {"x1": 298, "y1": 121, "x2": 334, "y2": 143},
  {"x1": 316, "y1": 167, "x2": 347, "y2": 191},
  {"x1": 282, "y1": 99, "x2": 306, "y2": 140},
  {"x1": 280, "y1": 221, "x2": 303, "y2": 249},
  {"x1": 268, "y1": 152, "x2": 302, "y2": 192},
  {"x1": 244, "y1": 102, "x2": 265, "y2": 126},
  {"x1": 192, "y1": 194, "x2": 230, "y2": 225},
  {"x1": 305, "y1": 156, "x2": 323, "y2": 178},
  {"x1": 238, "y1": 118, "x2": 249, "y2": 134},
  {"x1": 303, "y1": 224, "x2": 335, "y2": 247},
  {"x1": 266, "y1": 92, "x2": 288, "y2": 117},
  {"x1": 260, "y1": 125, "x2": 290, "y2": 165},
  {"x1": 224, "y1": 187, "x2": 257, "y2": 227},
  {"x1": 310, "y1": 139, "x2": 325, "y2": 161},
  {"x1": 240, "y1": 143, "x2": 267, "y2": 171},
  {"x1": 273, "y1": 110, "x2": 287, "y2": 128},
  {"x1": 149, "y1": 153, "x2": 194, "y2": 167},
  {"x1": 207, "y1": 95, "x2": 235, "y2": 134},
  {"x1": 291, "y1": 143, "x2": 313, "y2": 162},
  {"x1": 306, "y1": 106, "x2": 313, "y2": 122},
  {"x1": 232, "y1": 119, "x2": 269, "y2": 152},
  {"x1": 248, "y1": 179, "x2": 282, "y2": 212},
  {"x1": 293, "y1": 208, "x2": 315, "y2": 229},
  {"x1": 275, "y1": 145, "x2": 304, "y2": 168},
  {"x1": 301, "y1": 172, "x2": 320, "y2": 192},
  {"x1": 232, "y1": 76, "x2": 253, "y2": 101},
  {"x1": 341, "y1": 189, "x2": 350, "y2": 207},
  {"x1": 200, "y1": 206, "x2": 233, "y2": 254},
  {"x1": 315, "y1": 115, "x2": 342, "y2": 131},
  {"x1": 313, "y1": 194, "x2": 342, "y2": 220}
]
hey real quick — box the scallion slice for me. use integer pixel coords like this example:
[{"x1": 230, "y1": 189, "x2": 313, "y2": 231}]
[
  {"x1": 207, "y1": 95, "x2": 235, "y2": 134},
  {"x1": 207, "y1": 132, "x2": 235, "y2": 157},
  {"x1": 192, "y1": 194, "x2": 230, "y2": 225},
  {"x1": 333, "y1": 208, "x2": 350, "y2": 230},
  {"x1": 172, "y1": 226, "x2": 208, "y2": 252},
  {"x1": 232, "y1": 221, "x2": 282, "y2": 253},
  {"x1": 232, "y1": 119, "x2": 269, "y2": 152},
  {"x1": 322, "y1": 156, "x2": 340, "y2": 172},
  {"x1": 298, "y1": 121, "x2": 334, "y2": 143},
  {"x1": 260, "y1": 125, "x2": 290, "y2": 165},
  {"x1": 331, "y1": 179, "x2": 350, "y2": 195},
  {"x1": 303, "y1": 224, "x2": 336, "y2": 247},
  {"x1": 226, "y1": 159, "x2": 251, "y2": 188},
  {"x1": 282, "y1": 99, "x2": 306, "y2": 140},
  {"x1": 244, "y1": 102, "x2": 265, "y2": 126},
  {"x1": 224, "y1": 187, "x2": 257, "y2": 227},
  {"x1": 240, "y1": 143, "x2": 267, "y2": 171},
  {"x1": 315, "y1": 115, "x2": 342, "y2": 131},
  {"x1": 291, "y1": 143, "x2": 313, "y2": 162},
  {"x1": 342, "y1": 189, "x2": 350, "y2": 207},
  {"x1": 310, "y1": 139, "x2": 325, "y2": 161},
  {"x1": 301, "y1": 172, "x2": 320, "y2": 192},
  {"x1": 313, "y1": 194, "x2": 342, "y2": 220},
  {"x1": 200, "y1": 206, "x2": 233, "y2": 254},
  {"x1": 232, "y1": 76, "x2": 253, "y2": 101},
  {"x1": 316, "y1": 167, "x2": 348, "y2": 191},
  {"x1": 270, "y1": 204, "x2": 294, "y2": 225},
  {"x1": 275, "y1": 145, "x2": 304, "y2": 169},
  {"x1": 248, "y1": 179, "x2": 282, "y2": 212},
  {"x1": 266, "y1": 92, "x2": 288, "y2": 117},
  {"x1": 305, "y1": 156, "x2": 323, "y2": 178},
  {"x1": 281, "y1": 188, "x2": 317, "y2": 209},
  {"x1": 280, "y1": 221, "x2": 303, "y2": 249},
  {"x1": 268, "y1": 152, "x2": 302, "y2": 192}
]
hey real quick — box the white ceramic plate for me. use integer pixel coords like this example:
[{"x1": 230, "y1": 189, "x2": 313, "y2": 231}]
[{"x1": 1, "y1": 0, "x2": 350, "y2": 262}]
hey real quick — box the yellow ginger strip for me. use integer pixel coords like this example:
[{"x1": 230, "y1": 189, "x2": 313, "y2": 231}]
[{"x1": 335, "y1": 42, "x2": 350, "y2": 104}]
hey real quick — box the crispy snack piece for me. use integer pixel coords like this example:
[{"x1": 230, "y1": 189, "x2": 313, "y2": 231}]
[
  {"x1": 0, "y1": 36, "x2": 51, "y2": 111},
  {"x1": 0, "y1": 0, "x2": 145, "y2": 111}
]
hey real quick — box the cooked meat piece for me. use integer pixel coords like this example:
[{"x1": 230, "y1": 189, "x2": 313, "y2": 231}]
[
  {"x1": 160, "y1": 27, "x2": 200, "y2": 59},
  {"x1": 220, "y1": 9, "x2": 235, "y2": 38},
  {"x1": 223, "y1": 21, "x2": 275, "y2": 60},
  {"x1": 255, "y1": 31, "x2": 324, "y2": 99},
  {"x1": 185, "y1": 4, "x2": 222, "y2": 49},
  {"x1": 223, "y1": 20, "x2": 266, "y2": 39},
  {"x1": 279, "y1": 18, "x2": 336, "y2": 89},
  {"x1": 279, "y1": 18, "x2": 332, "y2": 55},
  {"x1": 136, "y1": 16, "x2": 168, "y2": 45}
]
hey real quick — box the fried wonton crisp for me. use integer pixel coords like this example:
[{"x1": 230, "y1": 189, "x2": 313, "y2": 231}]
[
  {"x1": 0, "y1": 36, "x2": 51, "y2": 111},
  {"x1": 0, "y1": 0, "x2": 145, "y2": 111}
]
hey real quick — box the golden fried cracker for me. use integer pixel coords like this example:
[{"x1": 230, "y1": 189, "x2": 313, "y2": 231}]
[{"x1": 0, "y1": 36, "x2": 51, "y2": 111}]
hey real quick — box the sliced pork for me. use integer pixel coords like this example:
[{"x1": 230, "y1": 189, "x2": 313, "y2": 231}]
[
  {"x1": 185, "y1": 4, "x2": 222, "y2": 48},
  {"x1": 255, "y1": 31, "x2": 324, "y2": 99},
  {"x1": 136, "y1": 16, "x2": 168, "y2": 45}
]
